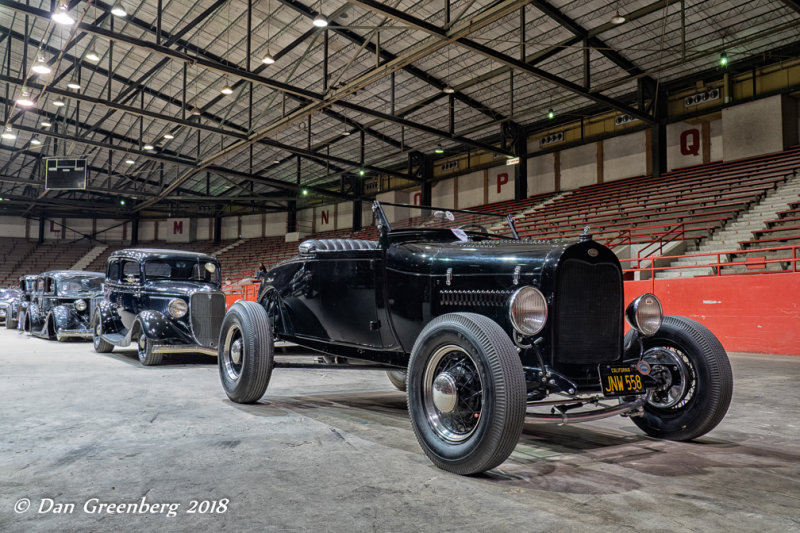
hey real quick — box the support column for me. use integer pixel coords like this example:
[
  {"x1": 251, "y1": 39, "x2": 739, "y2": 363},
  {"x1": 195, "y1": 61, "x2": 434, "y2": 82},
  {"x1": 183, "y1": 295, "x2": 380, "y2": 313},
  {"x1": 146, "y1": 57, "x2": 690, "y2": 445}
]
[
  {"x1": 514, "y1": 123, "x2": 528, "y2": 200},
  {"x1": 650, "y1": 86, "x2": 667, "y2": 179},
  {"x1": 131, "y1": 217, "x2": 139, "y2": 246}
]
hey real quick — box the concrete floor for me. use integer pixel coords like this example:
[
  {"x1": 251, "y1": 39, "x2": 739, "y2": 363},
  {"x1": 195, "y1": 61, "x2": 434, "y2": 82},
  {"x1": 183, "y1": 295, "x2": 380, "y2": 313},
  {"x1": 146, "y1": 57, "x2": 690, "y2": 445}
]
[{"x1": 0, "y1": 328, "x2": 799, "y2": 533}]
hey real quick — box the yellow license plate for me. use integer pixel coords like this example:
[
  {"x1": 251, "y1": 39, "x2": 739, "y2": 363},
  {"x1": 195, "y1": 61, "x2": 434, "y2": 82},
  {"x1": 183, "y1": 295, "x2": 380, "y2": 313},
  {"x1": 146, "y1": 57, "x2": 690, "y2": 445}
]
[{"x1": 599, "y1": 364, "x2": 646, "y2": 396}]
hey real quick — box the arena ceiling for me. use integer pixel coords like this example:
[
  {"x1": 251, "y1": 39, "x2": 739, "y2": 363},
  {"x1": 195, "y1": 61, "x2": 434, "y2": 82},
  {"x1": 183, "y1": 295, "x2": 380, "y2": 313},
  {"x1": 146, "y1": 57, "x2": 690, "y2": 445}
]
[{"x1": 0, "y1": 0, "x2": 798, "y2": 218}]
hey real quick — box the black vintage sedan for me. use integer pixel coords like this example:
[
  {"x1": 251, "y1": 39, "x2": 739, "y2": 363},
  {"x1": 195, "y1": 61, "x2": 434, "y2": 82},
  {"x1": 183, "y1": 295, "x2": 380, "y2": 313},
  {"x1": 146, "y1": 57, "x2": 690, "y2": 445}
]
[
  {"x1": 92, "y1": 249, "x2": 226, "y2": 365},
  {"x1": 217, "y1": 201, "x2": 733, "y2": 476},
  {"x1": 24, "y1": 271, "x2": 104, "y2": 341},
  {"x1": 6, "y1": 275, "x2": 38, "y2": 330},
  {"x1": 0, "y1": 288, "x2": 22, "y2": 327}
]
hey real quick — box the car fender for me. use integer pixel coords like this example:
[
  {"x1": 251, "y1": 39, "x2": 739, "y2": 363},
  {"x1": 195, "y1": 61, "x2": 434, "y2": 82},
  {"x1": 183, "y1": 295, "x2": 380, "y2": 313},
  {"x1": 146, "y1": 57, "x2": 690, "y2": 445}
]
[
  {"x1": 51, "y1": 305, "x2": 74, "y2": 331},
  {"x1": 136, "y1": 309, "x2": 185, "y2": 341},
  {"x1": 93, "y1": 299, "x2": 123, "y2": 335}
]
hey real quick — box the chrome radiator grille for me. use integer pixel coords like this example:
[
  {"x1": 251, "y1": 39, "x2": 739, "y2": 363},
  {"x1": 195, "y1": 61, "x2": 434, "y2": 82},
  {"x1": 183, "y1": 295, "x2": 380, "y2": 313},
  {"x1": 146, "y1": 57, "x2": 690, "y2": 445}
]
[
  {"x1": 554, "y1": 259, "x2": 622, "y2": 364},
  {"x1": 190, "y1": 292, "x2": 226, "y2": 348}
]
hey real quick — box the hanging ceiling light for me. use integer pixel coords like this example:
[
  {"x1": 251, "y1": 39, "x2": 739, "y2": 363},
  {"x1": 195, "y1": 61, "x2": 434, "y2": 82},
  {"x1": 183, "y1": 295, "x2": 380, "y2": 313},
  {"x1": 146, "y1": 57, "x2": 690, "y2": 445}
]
[
  {"x1": 610, "y1": 11, "x2": 625, "y2": 24},
  {"x1": 547, "y1": 108, "x2": 555, "y2": 119},
  {"x1": 85, "y1": 48, "x2": 101, "y2": 62},
  {"x1": 143, "y1": 143, "x2": 155, "y2": 150},
  {"x1": 125, "y1": 158, "x2": 135, "y2": 164},
  {"x1": 30, "y1": 136, "x2": 43, "y2": 146},
  {"x1": 52, "y1": 1, "x2": 75, "y2": 25},
  {"x1": 442, "y1": 85, "x2": 455, "y2": 94},
  {"x1": 220, "y1": 84, "x2": 234, "y2": 95},
  {"x1": 262, "y1": 52, "x2": 276, "y2": 65},
  {"x1": 40, "y1": 120, "x2": 52, "y2": 127},
  {"x1": 53, "y1": 97, "x2": 66, "y2": 107},
  {"x1": 190, "y1": 106, "x2": 202, "y2": 116},
  {"x1": 342, "y1": 128, "x2": 351, "y2": 136},
  {"x1": 434, "y1": 144, "x2": 444, "y2": 154},
  {"x1": 67, "y1": 77, "x2": 81, "y2": 90},
  {"x1": 110, "y1": 1, "x2": 127, "y2": 17},
  {"x1": 16, "y1": 88, "x2": 35, "y2": 107},
  {"x1": 719, "y1": 52, "x2": 728, "y2": 66},
  {"x1": 31, "y1": 54, "x2": 52, "y2": 75},
  {"x1": 163, "y1": 132, "x2": 175, "y2": 139},
  {"x1": 272, "y1": 159, "x2": 281, "y2": 164},
  {"x1": 312, "y1": 0, "x2": 328, "y2": 28},
  {"x1": 1, "y1": 125, "x2": 17, "y2": 140}
]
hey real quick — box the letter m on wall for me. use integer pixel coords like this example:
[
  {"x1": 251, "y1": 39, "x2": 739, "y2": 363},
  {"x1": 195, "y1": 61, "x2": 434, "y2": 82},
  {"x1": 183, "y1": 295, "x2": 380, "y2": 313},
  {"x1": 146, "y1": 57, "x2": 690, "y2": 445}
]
[{"x1": 173, "y1": 221, "x2": 183, "y2": 234}]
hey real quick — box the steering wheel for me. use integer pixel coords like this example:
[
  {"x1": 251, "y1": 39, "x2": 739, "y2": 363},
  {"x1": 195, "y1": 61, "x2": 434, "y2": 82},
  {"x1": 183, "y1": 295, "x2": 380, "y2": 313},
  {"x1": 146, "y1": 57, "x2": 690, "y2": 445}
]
[{"x1": 459, "y1": 223, "x2": 488, "y2": 233}]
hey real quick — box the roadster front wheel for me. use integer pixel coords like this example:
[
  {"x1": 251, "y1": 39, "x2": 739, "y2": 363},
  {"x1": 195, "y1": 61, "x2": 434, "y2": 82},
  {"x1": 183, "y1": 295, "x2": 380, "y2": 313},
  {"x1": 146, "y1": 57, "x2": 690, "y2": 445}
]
[
  {"x1": 386, "y1": 370, "x2": 407, "y2": 392},
  {"x1": 218, "y1": 301, "x2": 274, "y2": 404},
  {"x1": 627, "y1": 315, "x2": 733, "y2": 441},
  {"x1": 407, "y1": 312, "x2": 526, "y2": 475}
]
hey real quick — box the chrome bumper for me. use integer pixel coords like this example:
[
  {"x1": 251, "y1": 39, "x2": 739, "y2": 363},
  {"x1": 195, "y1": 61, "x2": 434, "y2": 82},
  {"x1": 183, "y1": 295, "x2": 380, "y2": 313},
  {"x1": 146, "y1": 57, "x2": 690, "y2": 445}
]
[
  {"x1": 57, "y1": 329, "x2": 93, "y2": 339},
  {"x1": 151, "y1": 344, "x2": 218, "y2": 357}
]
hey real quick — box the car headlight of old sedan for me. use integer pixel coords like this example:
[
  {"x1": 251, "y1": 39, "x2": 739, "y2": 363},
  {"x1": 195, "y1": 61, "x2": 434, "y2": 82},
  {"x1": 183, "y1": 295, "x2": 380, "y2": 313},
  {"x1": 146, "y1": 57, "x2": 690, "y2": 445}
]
[
  {"x1": 508, "y1": 286, "x2": 548, "y2": 336},
  {"x1": 74, "y1": 299, "x2": 87, "y2": 311},
  {"x1": 168, "y1": 298, "x2": 188, "y2": 319},
  {"x1": 625, "y1": 293, "x2": 663, "y2": 336}
]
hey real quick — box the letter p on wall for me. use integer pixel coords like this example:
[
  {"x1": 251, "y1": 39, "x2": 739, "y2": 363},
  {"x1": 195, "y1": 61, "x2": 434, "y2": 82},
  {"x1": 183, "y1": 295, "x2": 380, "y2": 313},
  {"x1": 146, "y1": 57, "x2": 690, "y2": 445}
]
[{"x1": 496, "y1": 173, "x2": 509, "y2": 194}]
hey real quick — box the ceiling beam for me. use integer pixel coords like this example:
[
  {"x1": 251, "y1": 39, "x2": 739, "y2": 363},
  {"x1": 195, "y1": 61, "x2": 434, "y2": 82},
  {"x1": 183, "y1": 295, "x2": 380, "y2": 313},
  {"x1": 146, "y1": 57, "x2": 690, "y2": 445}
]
[{"x1": 347, "y1": 0, "x2": 654, "y2": 125}]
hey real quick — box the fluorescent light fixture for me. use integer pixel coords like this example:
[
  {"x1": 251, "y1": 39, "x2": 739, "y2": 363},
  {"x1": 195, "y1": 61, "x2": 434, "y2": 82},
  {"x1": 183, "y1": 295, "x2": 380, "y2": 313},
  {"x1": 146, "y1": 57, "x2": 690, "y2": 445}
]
[
  {"x1": 442, "y1": 85, "x2": 455, "y2": 94},
  {"x1": 53, "y1": 97, "x2": 66, "y2": 107},
  {"x1": 16, "y1": 88, "x2": 35, "y2": 107},
  {"x1": 85, "y1": 48, "x2": 101, "y2": 62},
  {"x1": 220, "y1": 84, "x2": 234, "y2": 95},
  {"x1": 611, "y1": 11, "x2": 625, "y2": 24},
  {"x1": 67, "y1": 77, "x2": 81, "y2": 90},
  {"x1": 312, "y1": 14, "x2": 328, "y2": 27},
  {"x1": 110, "y1": 1, "x2": 127, "y2": 17},
  {"x1": 262, "y1": 52, "x2": 275, "y2": 65},
  {"x1": 32, "y1": 55, "x2": 52, "y2": 75},
  {"x1": 52, "y1": 2, "x2": 75, "y2": 25},
  {"x1": 2, "y1": 126, "x2": 17, "y2": 140}
]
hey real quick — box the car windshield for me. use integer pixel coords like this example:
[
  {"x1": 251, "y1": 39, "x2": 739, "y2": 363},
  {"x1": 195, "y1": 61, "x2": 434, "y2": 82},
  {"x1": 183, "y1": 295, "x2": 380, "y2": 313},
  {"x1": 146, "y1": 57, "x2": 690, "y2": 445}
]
[
  {"x1": 57, "y1": 276, "x2": 103, "y2": 296},
  {"x1": 144, "y1": 258, "x2": 220, "y2": 284},
  {"x1": 375, "y1": 202, "x2": 517, "y2": 239},
  {"x1": 0, "y1": 289, "x2": 20, "y2": 300}
]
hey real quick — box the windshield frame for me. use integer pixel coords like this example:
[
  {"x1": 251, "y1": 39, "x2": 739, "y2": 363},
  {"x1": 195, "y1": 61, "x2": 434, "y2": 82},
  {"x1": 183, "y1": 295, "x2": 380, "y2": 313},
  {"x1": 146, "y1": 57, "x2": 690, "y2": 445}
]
[
  {"x1": 373, "y1": 201, "x2": 519, "y2": 240},
  {"x1": 143, "y1": 257, "x2": 221, "y2": 286}
]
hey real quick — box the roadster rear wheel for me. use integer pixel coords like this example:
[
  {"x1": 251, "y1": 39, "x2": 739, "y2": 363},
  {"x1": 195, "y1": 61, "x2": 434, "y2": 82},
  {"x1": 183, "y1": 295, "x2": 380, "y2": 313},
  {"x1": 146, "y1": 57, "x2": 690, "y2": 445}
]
[
  {"x1": 218, "y1": 301, "x2": 274, "y2": 404},
  {"x1": 386, "y1": 370, "x2": 407, "y2": 392},
  {"x1": 407, "y1": 312, "x2": 526, "y2": 475},
  {"x1": 626, "y1": 315, "x2": 733, "y2": 441},
  {"x1": 137, "y1": 334, "x2": 163, "y2": 366},
  {"x1": 92, "y1": 317, "x2": 114, "y2": 353}
]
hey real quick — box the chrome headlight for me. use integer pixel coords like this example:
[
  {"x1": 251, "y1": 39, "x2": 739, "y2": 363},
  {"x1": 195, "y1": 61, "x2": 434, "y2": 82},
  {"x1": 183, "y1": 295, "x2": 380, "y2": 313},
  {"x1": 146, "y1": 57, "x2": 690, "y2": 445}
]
[
  {"x1": 74, "y1": 299, "x2": 87, "y2": 311},
  {"x1": 508, "y1": 286, "x2": 548, "y2": 336},
  {"x1": 625, "y1": 293, "x2": 663, "y2": 337},
  {"x1": 168, "y1": 298, "x2": 188, "y2": 319}
]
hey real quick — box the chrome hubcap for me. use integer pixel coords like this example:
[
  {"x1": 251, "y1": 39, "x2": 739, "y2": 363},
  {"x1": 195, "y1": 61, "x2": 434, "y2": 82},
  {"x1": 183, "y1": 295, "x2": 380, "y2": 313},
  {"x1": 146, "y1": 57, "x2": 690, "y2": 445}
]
[
  {"x1": 432, "y1": 372, "x2": 458, "y2": 413},
  {"x1": 138, "y1": 336, "x2": 147, "y2": 350},
  {"x1": 230, "y1": 339, "x2": 242, "y2": 365},
  {"x1": 643, "y1": 347, "x2": 692, "y2": 409},
  {"x1": 423, "y1": 345, "x2": 483, "y2": 443}
]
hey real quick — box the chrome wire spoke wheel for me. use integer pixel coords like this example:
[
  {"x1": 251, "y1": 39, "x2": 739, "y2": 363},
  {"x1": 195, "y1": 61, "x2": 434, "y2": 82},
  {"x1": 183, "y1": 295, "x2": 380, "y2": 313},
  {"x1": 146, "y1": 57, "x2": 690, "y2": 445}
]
[
  {"x1": 222, "y1": 324, "x2": 244, "y2": 382},
  {"x1": 422, "y1": 345, "x2": 484, "y2": 443},
  {"x1": 644, "y1": 346, "x2": 694, "y2": 409}
]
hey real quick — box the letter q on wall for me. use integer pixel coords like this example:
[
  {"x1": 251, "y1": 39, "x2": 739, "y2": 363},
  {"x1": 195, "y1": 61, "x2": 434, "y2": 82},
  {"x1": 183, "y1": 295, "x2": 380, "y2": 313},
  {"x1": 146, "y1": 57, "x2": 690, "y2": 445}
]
[{"x1": 680, "y1": 129, "x2": 701, "y2": 156}]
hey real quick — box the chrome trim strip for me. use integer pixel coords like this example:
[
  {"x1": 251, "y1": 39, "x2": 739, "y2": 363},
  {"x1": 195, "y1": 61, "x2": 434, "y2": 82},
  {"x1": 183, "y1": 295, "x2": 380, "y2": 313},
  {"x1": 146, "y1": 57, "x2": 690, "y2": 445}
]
[{"x1": 151, "y1": 344, "x2": 218, "y2": 356}]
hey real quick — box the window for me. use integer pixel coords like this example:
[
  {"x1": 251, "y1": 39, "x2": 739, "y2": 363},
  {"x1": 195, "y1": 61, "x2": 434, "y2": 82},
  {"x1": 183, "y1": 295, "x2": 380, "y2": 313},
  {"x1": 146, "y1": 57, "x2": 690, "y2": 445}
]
[
  {"x1": 107, "y1": 260, "x2": 120, "y2": 281},
  {"x1": 122, "y1": 260, "x2": 141, "y2": 282}
]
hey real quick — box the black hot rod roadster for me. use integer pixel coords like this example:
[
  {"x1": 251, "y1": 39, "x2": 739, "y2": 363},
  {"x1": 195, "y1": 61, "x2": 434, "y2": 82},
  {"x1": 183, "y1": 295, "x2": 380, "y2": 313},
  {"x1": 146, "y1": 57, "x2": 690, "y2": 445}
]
[{"x1": 217, "y1": 201, "x2": 733, "y2": 475}]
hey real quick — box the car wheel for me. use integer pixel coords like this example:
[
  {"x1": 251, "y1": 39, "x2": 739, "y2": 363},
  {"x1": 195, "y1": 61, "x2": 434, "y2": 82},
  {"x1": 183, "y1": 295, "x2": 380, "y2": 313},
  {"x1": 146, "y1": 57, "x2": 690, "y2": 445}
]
[
  {"x1": 218, "y1": 301, "x2": 274, "y2": 404},
  {"x1": 6, "y1": 315, "x2": 16, "y2": 329},
  {"x1": 386, "y1": 370, "x2": 407, "y2": 392},
  {"x1": 137, "y1": 335, "x2": 163, "y2": 366},
  {"x1": 626, "y1": 315, "x2": 733, "y2": 441},
  {"x1": 407, "y1": 312, "x2": 526, "y2": 475},
  {"x1": 92, "y1": 317, "x2": 114, "y2": 353}
]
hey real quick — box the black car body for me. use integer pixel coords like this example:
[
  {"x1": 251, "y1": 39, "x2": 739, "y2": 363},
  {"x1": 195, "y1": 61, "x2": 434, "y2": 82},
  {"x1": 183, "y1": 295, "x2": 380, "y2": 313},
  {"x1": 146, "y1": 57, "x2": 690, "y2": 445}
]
[
  {"x1": 24, "y1": 271, "x2": 104, "y2": 340},
  {"x1": 5, "y1": 275, "x2": 37, "y2": 330},
  {"x1": 0, "y1": 288, "x2": 23, "y2": 327},
  {"x1": 217, "y1": 202, "x2": 733, "y2": 475},
  {"x1": 92, "y1": 249, "x2": 226, "y2": 365}
]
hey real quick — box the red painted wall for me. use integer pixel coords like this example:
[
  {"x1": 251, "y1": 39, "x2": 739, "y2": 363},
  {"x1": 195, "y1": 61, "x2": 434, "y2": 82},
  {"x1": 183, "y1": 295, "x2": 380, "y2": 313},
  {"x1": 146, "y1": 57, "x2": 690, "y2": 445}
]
[{"x1": 625, "y1": 273, "x2": 800, "y2": 356}]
